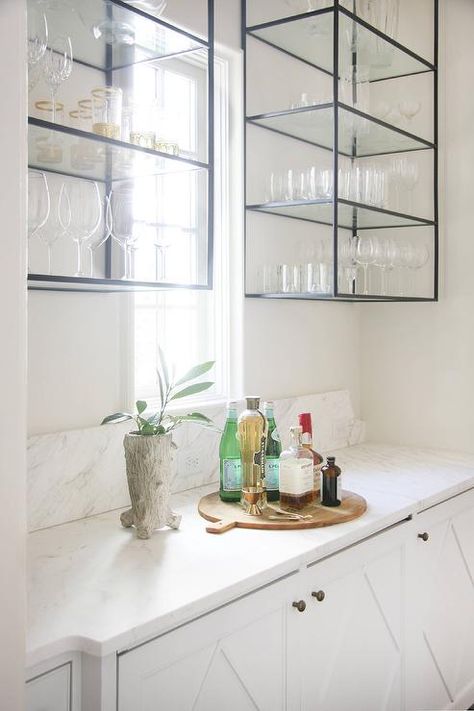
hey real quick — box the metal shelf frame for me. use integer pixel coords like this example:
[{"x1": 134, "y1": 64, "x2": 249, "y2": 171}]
[
  {"x1": 27, "y1": 0, "x2": 214, "y2": 293},
  {"x1": 243, "y1": 0, "x2": 439, "y2": 303}
]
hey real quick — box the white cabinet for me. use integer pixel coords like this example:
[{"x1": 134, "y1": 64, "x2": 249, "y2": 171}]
[
  {"x1": 406, "y1": 488, "x2": 474, "y2": 711},
  {"x1": 26, "y1": 663, "x2": 71, "y2": 711},
  {"x1": 295, "y1": 522, "x2": 408, "y2": 711},
  {"x1": 118, "y1": 574, "x2": 299, "y2": 711}
]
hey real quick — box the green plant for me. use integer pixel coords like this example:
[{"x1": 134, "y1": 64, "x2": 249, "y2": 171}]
[{"x1": 101, "y1": 349, "x2": 217, "y2": 436}]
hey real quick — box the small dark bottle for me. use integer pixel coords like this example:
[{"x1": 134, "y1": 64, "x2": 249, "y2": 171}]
[{"x1": 321, "y1": 456, "x2": 342, "y2": 507}]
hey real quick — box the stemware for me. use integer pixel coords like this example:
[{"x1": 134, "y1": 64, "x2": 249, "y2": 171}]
[
  {"x1": 43, "y1": 35, "x2": 73, "y2": 124},
  {"x1": 28, "y1": 5, "x2": 48, "y2": 66},
  {"x1": 355, "y1": 235, "x2": 375, "y2": 295},
  {"x1": 110, "y1": 185, "x2": 136, "y2": 279},
  {"x1": 38, "y1": 182, "x2": 71, "y2": 275},
  {"x1": 153, "y1": 226, "x2": 172, "y2": 282},
  {"x1": 373, "y1": 237, "x2": 399, "y2": 296},
  {"x1": 338, "y1": 236, "x2": 357, "y2": 294},
  {"x1": 28, "y1": 171, "x2": 50, "y2": 241},
  {"x1": 85, "y1": 194, "x2": 113, "y2": 277},
  {"x1": 61, "y1": 180, "x2": 102, "y2": 277}
]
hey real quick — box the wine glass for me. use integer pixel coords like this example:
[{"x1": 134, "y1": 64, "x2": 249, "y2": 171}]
[
  {"x1": 85, "y1": 194, "x2": 113, "y2": 277},
  {"x1": 28, "y1": 5, "x2": 48, "y2": 66},
  {"x1": 62, "y1": 180, "x2": 102, "y2": 277},
  {"x1": 28, "y1": 171, "x2": 50, "y2": 241},
  {"x1": 42, "y1": 35, "x2": 73, "y2": 123},
  {"x1": 399, "y1": 100, "x2": 421, "y2": 128},
  {"x1": 153, "y1": 226, "x2": 172, "y2": 282},
  {"x1": 338, "y1": 236, "x2": 357, "y2": 294},
  {"x1": 373, "y1": 237, "x2": 398, "y2": 296},
  {"x1": 355, "y1": 235, "x2": 375, "y2": 295},
  {"x1": 38, "y1": 181, "x2": 71, "y2": 275},
  {"x1": 110, "y1": 186, "x2": 136, "y2": 279}
]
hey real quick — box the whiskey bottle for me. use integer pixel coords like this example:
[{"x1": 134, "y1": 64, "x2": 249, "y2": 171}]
[
  {"x1": 321, "y1": 456, "x2": 342, "y2": 507},
  {"x1": 263, "y1": 401, "x2": 281, "y2": 502},
  {"x1": 219, "y1": 401, "x2": 241, "y2": 502},
  {"x1": 238, "y1": 396, "x2": 267, "y2": 515},
  {"x1": 279, "y1": 425, "x2": 315, "y2": 510},
  {"x1": 298, "y1": 412, "x2": 324, "y2": 496}
]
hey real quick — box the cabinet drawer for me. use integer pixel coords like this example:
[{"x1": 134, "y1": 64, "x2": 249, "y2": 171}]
[
  {"x1": 26, "y1": 662, "x2": 71, "y2": 711},
  {"x1": 118, "y1": 575, "x2": 298, "y2": 711}
]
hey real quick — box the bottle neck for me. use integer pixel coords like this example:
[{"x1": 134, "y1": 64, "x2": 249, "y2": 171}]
[
  {"x1": 289, "y1": 430, "x2": 303, "y2": 449},
  {"x1": 226, "y1": 408, "x2": 237, "y2": 422},
  {"x1": 264, "y1": 407, "x2": 274, "y2": 420},
  {"x1": 301, "y1": 431, "x2": 313, "y2": 446}
]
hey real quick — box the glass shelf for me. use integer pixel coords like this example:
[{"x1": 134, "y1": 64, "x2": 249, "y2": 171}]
[
  {"x1": 33, "y1": 0, "x2": 207, "y2": 72},
  {"x1": 245, "y1": 292, "x2": 434, "y2": 302},
  {"x1": 27, "y1": 274, "x2": 211, "y2": 292},
  {"x1": 28, "y1": 118, "x2": 208, "y2": 182},
  {"x1": 247, "y1": 104, "x2": 434, "y2": 157},
  {"x1": 246, "y1": 199, "x2": 434, "y2": 231},
  {"x1": 247, "y1": 7, "x2": 434, "y2": 82}
]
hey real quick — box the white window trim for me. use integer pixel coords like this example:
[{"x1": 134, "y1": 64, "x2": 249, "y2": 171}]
[{"x1": 126, "y1": 46, "x2": 244, "y2": 415}]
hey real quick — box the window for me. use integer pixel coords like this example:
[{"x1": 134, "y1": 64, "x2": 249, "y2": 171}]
[{"x1": 133, "y1": 52, "x2": 236, "y2": 408}]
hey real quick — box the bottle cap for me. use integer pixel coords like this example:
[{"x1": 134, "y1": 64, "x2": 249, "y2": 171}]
[
  {"x1": 227, "y1": 400, "x2": 238, "y2": 409},
  {"x1": 327, "y1": 456, "x2": 336, "y2": 465},
  {"x1": 245, "y1": 396, "x2": 260, "y2": 409},
  {"x1": 264, "y1": 400, "x2": 274, "y2": 409},
  {"x1": 298, "y1": 412, "x2": 313, "y2": 434}
]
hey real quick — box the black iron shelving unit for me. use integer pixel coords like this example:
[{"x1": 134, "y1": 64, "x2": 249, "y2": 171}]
[
  {"x1": 243, "y1": 0, "x2": 438, "y2": 302},
  {"x1": 27, "y1": 0, "x2": 214, "y2": 292}
]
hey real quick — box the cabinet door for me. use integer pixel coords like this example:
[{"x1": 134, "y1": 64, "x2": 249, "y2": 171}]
[
  {"x1": 118, "y1": 575, "x2": 299, "y2": 711},
  {"x1": 406, "y1": 488, "x2": 474, "y2": 711},
  {"x1": 26, "y1": 663, "x2": 71, "y2": 711},
  {"x1": 297, "y1": 522, "x2": 409, "y2": 711}
]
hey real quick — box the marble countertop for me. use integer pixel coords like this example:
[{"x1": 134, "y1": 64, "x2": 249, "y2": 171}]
[{"x1": 27, "y1": 443, "x2": 474, "y2": 668}]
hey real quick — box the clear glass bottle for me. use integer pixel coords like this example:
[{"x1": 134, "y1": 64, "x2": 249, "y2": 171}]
[
  {"x1": 264, "y1": 401, "x2": 281, "y2": 502},
  {"x1": 219, "y1": 401, "x2": 241, "y2": 502},
  {"x1": 298, "y1": 412, "x2": 324, "y2": 497},
  {"x1": 279, "y1": 425, "x2": 315, "y2": 510},
  {"x1": 321, "y1": 456, "x2": 342, "y2": 507},
  {"x1": 238, "y1": 396, "x2": 267, "y2": 515}
]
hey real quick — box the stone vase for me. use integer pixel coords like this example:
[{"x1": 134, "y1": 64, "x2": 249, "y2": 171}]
[{"x1": 120, "y1": 432, "x2": 181, "y2": 539}]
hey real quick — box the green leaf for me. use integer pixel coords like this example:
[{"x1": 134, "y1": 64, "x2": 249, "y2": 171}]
[
  {"x1": 174, "y1": 361, "x2": 215, "y2": 388},
  {"x1": 157, "y1": 346, "x2": 170, "y2": 390},
  {"x1": 169, "y1": 381, "x2": 214, "y2": 401},
  {"x1": 140, "y1": 422, "x2": 156, "y2": 436},
  {"x1": 101, "y1": 412, "x2": 133, "y2": 425},
  {"x1": 156, "y1": 367, "x2": 165, "y2": 409},
  {"x1": 136, "y1": 400, "x2": 147, "y2": 415}
]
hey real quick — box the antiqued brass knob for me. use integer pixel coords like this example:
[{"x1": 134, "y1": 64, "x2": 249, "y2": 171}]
[
  {"x1": 292, "y1": 600, "x2": 306, "y2": 612},
  {"x1": 418, "y1": 532, "x2": 429, "y2": 542},
  {"x1": 312, "y1": 590, "x2": 325, "y2": 602}
]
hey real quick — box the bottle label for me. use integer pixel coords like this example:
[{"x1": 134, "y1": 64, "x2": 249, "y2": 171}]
[
  {"x1": 222, "y1": 459, "x2": 242, "y2": 491},
  {"x1": 266, "y1": 459, "x2": 280, "y2": 491},
  {"x1": 271, "y1": 429, "x2": 281, "y2": 443},
  {"x1": 279, "y1": 460, "x2": 313, "y2": 496},
  {"x1": 301, "y1": 432, "x2": 312, "y2": 445}
]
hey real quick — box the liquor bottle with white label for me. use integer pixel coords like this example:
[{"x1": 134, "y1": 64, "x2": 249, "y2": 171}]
[
  {"x1": 321, "y1": 456, "x2": 342, "y2": 507},
  {"x1": 298, "y1": 412, "x2": 324, "y2": 496},
  {"x1": 279, "y1": 425, "x2": 315, "y2": 511},
  {"x1": 263, "y1": 401, "x2": 281, "y2": 502},
  {"x1": 219, "y1": 401, "x2": 241, "y2": 502},
  {"x1": 238, "y1": 396, "x2": 267, "y2": 515}
]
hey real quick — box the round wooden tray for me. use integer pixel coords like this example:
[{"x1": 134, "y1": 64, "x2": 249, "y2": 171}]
[{"x1": 198, "y1": 490, "x2": 367, "y2": 534}]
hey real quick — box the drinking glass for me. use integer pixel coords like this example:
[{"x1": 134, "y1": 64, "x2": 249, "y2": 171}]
[
  {"x1": 373, "y1": 237, "x2": 399, "y2": 295},
  {"x1": 86, "y1": 194, "x2": 113, "y2": 277},
  {"x1": 62, "y1": 180, "x2": 102, "y2": 277},
  {"x1": 38, "y1": 182, "x2": 71, "y2": 275},
  {"x1": 110, "y1": 185, "x2": 135, "y2": 279},
  {"x1": 28, "y1": 5, "x2": 48, "y2": 67},
  {"x1": 355, "y1": 235, "x2": 375, "y2": 295},
  {"x1": 92, "y1": 87, "x2": 123, "y2": 140},
  {"x1": 399, "y1": 100, "x2": 421, "y2": 128},
  {"x1": 280, "y1": 264, "x2": 300, "y2": 293},
  {"x1": 42, "y1": 35, "x2": 73, "y2": 124},
  {"x1": 28, "y1": 171, "x2": 50, "y2": 240}
]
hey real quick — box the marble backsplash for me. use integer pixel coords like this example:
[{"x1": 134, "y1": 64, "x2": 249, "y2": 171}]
[{"x1": 27, "y1": 389, "x2": 365, "y2": 532}]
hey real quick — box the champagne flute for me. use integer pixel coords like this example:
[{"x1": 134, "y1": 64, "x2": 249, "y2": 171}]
[
  {"x1": 355, "y1": 235, "x2": 375, "y2": 295},
  {"x1": 62, "y1": 180, "x2": 102, "y2": 277},
  {"x1": 110, "y1": 186, "x2": 135, "y2": 279},
  {"x1": 42, "y1": 35, "x2": 73, "y2": 123}
]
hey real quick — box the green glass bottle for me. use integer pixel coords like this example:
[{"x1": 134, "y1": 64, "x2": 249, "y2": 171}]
[
  {"x1": 219, "y1": 401, "x2": 242, "y2": 502},
  {"x1": 264, "y1": 400, "x2": 281, "y2": 502}
]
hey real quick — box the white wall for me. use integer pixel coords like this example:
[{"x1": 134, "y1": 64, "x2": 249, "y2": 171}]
[
  {"x1": 27, "y1": 0, "x2": 361, "y2": 435},
  {"x1": 360, "y1": 0, "x2": 474, "y2": 453},
  {"x1": 0, "y1": 1, "x2": 27, "y2": 707}
]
